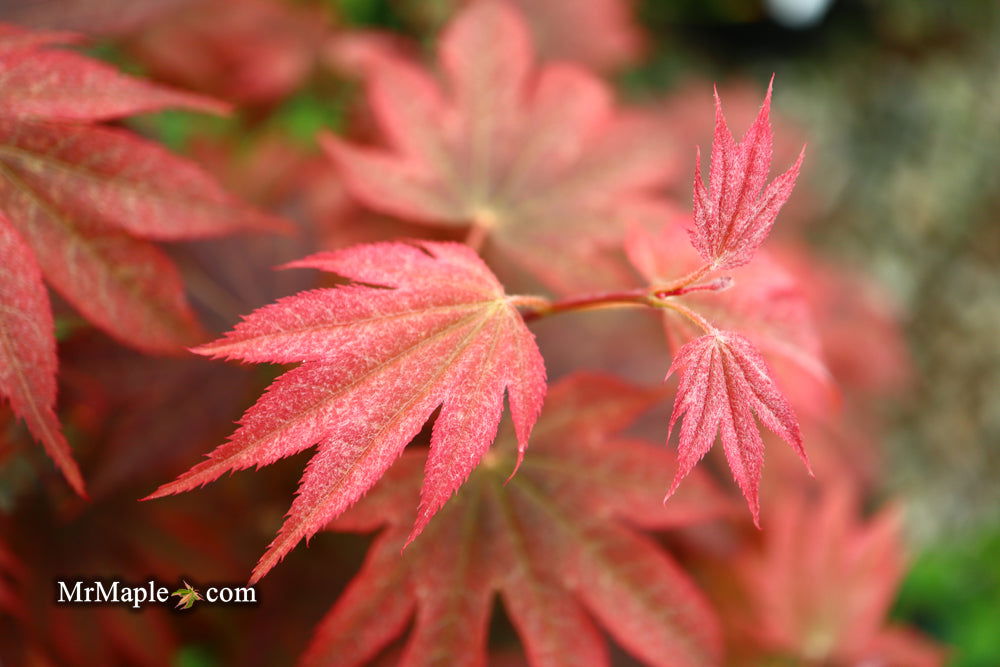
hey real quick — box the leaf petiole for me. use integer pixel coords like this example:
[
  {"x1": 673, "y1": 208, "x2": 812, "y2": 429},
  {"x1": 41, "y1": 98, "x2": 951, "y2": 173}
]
[
  {"x1": 513, "y1": 276, "x2": 728, "y2": 329},
  {"x1": 513, "y1": 289, "x2": 654, "y2": 322}
]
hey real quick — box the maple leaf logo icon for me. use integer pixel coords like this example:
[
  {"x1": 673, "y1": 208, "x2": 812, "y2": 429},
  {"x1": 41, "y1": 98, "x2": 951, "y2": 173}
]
[{"x1": 171, "y1": 581, "x2": 203, "y2": 610}]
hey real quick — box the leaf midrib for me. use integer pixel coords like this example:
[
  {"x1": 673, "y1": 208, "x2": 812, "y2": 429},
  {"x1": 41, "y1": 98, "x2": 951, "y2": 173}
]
[{"x1": 203, "y1": 298, "x2": 499, "y2": 356}]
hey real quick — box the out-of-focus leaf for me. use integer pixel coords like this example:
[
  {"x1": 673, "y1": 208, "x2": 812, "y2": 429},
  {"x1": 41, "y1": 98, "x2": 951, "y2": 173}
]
[
  {"x1": 0, "y1": 25, "x2": 282, "y2": 493},
  {"x1": 303, "y1": 374, "x2": 732, "y2": 667},
  {"x1": 326, "y1": 0, "x2": 673, "y2": 292}
]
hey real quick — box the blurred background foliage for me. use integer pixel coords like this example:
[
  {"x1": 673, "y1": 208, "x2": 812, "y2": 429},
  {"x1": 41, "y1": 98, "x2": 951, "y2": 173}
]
[{"x1": 1, "y1": 0, "x2": 997, "y2": 664}]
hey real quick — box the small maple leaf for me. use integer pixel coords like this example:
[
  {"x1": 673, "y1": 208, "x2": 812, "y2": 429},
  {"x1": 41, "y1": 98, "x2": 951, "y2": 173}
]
[
  {"x1": 0, "y1": 24, "x2": 284, "y2": 494},
  {"x1": 147, "y1": 241, "x2": 546, "y2": 583},
  {"x1": 301, "y1": 374, "x2": 733, "y2": 667},
  {"x1": 171, "y1": 581, "x2": 202, "y2": 610},
  {"x1": 324, "y1": 0, "x2": 671, "y2": 292},
  {"x1": 690, "y1": 78, "x2": 804, "y2": 270},
  {"x1": 665, "y1": 330, "x2": 809, "y2": 525}
]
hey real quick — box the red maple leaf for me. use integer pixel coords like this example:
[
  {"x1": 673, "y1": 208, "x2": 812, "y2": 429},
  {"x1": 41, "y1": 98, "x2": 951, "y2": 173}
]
[
  {"x1": 324, "y1": 0, "x2": 671, "y2": 292},
  {"x1": 0, "y1": 25, "x2": 283, "y2": 494},
  {"x1": 302, "y1": 374, "x2": 733, "y2": 667},
  {"x1": 0, "y1": 218, "x2": 82, "y2": 494},
  {"x1": 148, "y1": 241, "x2": 547, "y2": 583},
  {"x1": 665, "y1": 330, "x2": 809, "y2": 525},
  {"x1": 690, "y1": 79, "x2": 804, "y2": 270}
]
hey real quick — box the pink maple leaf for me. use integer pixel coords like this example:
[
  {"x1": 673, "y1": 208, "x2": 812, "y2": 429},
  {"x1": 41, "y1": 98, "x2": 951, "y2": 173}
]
[
  {"x1": 324, "y1": 0, "x2": 671, "y2": 292},
  {"x1": 691, "y1": 78, "x2": 805, "y2": 270},
  {"x1": 665, "y1": 330, "x2": 809, "y2": 524}
]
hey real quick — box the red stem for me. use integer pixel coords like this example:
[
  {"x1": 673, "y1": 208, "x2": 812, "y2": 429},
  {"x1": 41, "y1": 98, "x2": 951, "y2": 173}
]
[
  {"x1": 514, "y1": 288, "x2": 652, "y2": 322},
  {"x1": 513, "y1": 276, "x2": 727, "y2": 330}
]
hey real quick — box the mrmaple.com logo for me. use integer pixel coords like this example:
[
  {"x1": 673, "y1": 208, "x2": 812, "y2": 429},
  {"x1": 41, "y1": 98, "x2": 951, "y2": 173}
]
[{"x1": 55, "y1": 579, "x2": 257, "y2": 610}]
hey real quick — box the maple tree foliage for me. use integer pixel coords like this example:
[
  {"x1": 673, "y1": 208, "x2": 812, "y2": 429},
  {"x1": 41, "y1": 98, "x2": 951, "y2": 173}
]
[
  {"x1": 303, "y1": 374, "x2": 732, "y2": 667},
  {"x1": 612, "y1": 84, "x2": 813, "y2": 523},
  {"x1": 325, "y1": 0, "x2": 672, "y2": 292},
  {"x1": 0, "y1": 24, "x2": 282, "y2": 494},
  {"x1": 151, "y1": 80, "x2": 811, "y2": 579},
  {"x1": 0, "y1": 6, "x2": 952, "y2": 665},
  {"x1": 149, "y1": 240, "x2": 546, "y2": 582}
]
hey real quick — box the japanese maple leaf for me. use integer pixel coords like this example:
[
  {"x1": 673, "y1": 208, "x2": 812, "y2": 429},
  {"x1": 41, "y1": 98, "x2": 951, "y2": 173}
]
[
  {"x1": 0, "y1": 25, "x2": 283, "y2": 494},
  {"x1": 302, "y1": 374, "x2": 733, "y2": 667},
  {"x1": 325, "y1": 0, "x2": 672, "y2": 292},
  {"x1": 665, "y1": 330, "x2": 809, "y2": 525},
  {"x1": 690, "y1": 79, "x2": 804, "y2": 270},
  {"x1": 171, "y1": 581, "x2": 202, "y2": 610},
  {"x1": 728, "y1": 484, "x2": 945, "y2": 666},
  {"x1": 147, "y1": 241, "x2": 546, "y2": 583}
]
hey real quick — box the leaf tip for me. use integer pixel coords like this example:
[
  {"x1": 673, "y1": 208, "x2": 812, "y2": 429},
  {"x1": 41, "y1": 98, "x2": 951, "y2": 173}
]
[
  {"x1": 503, "y1": 447, "x2": 526, "y2": 486},
  {"x1": 187, "y1": 342, "x2": 219, "y2": 358},
  {"x1": 140, "y1": 479, "x2": 179, "y2": 501},
  {"x1": 401, "y1": 525, "x2": 423, "y2": 552},
  {"x1": 55, "y1": 454, "x2": 88, "y2": 499}
]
